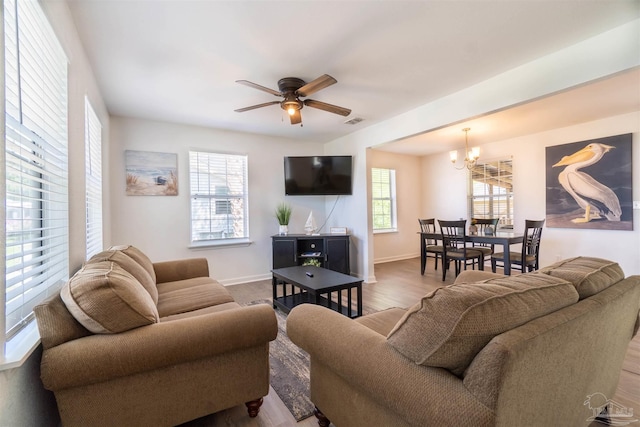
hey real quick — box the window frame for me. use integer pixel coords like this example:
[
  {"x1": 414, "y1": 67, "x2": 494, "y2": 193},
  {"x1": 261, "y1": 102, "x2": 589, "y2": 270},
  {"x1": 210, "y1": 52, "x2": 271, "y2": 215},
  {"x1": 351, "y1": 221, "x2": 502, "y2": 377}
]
[
  {"x1": 188, "y1": 150, "x2": 250, "y2": 248},
  {"x1": 371, "y1": 167, "x2": 398, "y2": 233},
  {"x1": 468, "y1": 158, "x2": 514, "y2": 229}
]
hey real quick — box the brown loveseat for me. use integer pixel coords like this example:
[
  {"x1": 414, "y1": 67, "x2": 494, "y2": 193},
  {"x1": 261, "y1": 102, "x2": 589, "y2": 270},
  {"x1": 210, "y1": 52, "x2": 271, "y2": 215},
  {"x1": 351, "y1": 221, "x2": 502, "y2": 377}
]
[
  {"x1": 287, "y1": 257, "x2": 640, "y2": 427},
  {"x1": 34, "y1": 245, "x2": 278, "y2": 427}
]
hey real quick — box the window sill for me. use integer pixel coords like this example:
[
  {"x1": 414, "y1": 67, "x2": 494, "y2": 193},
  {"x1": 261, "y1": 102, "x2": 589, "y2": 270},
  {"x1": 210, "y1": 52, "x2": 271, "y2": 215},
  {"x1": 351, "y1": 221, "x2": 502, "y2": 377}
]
[
  {"x1": 373, "y1": 228, "x2": 398, "y2": 235},
  {"x1": 0, "y1": 321, "x2": 40, "y2": 371},
  {"x1": 189, "y1": 238, "x2": 253, "y2": 250}
]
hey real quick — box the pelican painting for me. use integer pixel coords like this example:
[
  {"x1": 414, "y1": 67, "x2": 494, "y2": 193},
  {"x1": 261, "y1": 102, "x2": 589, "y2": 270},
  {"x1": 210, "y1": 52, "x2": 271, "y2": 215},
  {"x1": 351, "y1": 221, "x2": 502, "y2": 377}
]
[
  {"x1": 545, "y1": 133, "x2": 632, "y2": 231},
  {"x1": 552, "y1": 143, "x2": 621, "y2": 223}
]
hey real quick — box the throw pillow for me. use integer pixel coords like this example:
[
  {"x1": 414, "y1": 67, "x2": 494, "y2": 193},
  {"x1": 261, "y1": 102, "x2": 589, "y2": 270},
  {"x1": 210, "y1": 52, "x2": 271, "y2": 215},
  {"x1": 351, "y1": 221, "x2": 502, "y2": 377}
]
[
  {"x1": 109, "y1": 244, "x2": 157, "y2": 284},
  {"x1": 61, "y1": 261, "x2": 159, "y2": 334},
  {"x1": 88, "y1": 249, "x2": 158, "y2": 304},
  {"x1": 537, "y1": 256, "x2": 624, "y2": 299},
  {"x1": 387, "y1": 273, "x2": 578, "y2": 376}
]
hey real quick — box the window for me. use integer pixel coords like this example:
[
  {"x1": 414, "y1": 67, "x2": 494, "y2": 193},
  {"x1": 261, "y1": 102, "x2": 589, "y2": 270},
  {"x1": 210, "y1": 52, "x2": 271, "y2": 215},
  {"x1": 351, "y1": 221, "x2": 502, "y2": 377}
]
[
  {"x1": 189, "y1": 151, "x2": 249, "y2": 244},
  {"x1": 85, "y1": 98, "x2": 103, "y2": 259},
  {"x1": 4, "y1": 0, "x2": 69, "y2": 352},
  {"x1": 371, "y1": 167, "x2": 397, "y2": 232},
  {"x1": 468, "y1": 159, "x2": 514, "y2": 228}
]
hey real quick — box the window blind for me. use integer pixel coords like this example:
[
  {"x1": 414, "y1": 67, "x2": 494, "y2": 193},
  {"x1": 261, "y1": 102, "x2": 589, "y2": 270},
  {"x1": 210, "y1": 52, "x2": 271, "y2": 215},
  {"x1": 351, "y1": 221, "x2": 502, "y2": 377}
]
[
  {"x1": 371, "y1": 167, "x2": 397, "y2": 231},
  {"x1": 189, "y1": 151, "x2": 248, "y2": 243},
  {"x1": 85, "y1": 98, "x2": 102, "y2": 259},
  {"x1": 468, "y1": 159, "x2": 514, "y2": 227},
  {"x1": 4, "y1": 0, "x2": 69, "y2": 339}
]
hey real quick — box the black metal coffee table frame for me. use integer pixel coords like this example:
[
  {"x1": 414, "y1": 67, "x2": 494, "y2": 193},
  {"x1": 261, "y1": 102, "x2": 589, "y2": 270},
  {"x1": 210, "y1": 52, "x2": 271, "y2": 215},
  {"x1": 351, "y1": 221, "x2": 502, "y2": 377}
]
[{"x1": 271, "y1": 265, "x2": 363, "y2": 318}]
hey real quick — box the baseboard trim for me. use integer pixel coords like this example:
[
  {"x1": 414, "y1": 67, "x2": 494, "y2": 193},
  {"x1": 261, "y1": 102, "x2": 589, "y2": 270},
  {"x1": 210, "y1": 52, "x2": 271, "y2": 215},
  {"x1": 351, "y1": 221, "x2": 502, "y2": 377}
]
[
  {"x1": 374, "y1": 254, "x2": 419, "y2": 265},
  {"x1": 220, "y1": 273, "x2": 272, "y2": 286}
]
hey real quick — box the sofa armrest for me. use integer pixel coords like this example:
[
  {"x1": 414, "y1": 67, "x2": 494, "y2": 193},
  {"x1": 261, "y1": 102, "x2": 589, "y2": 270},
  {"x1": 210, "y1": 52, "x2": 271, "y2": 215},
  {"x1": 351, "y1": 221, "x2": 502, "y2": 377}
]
[
  {"x1": 41, "y1": 303, "x2": 277, "y2": 391},
  {"x1": 286, "y1": 304, "x2": 493, "y2": 426},
  {"x1": 153, "y1": 257, "x2": 210, "y2": 283}
]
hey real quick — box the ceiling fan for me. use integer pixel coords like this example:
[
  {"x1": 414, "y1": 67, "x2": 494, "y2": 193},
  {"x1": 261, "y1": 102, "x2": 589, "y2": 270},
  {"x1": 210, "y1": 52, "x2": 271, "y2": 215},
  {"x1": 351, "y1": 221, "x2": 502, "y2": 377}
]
[{"x1": 234, "y1": 74, "x2": 351, "y2": 125}]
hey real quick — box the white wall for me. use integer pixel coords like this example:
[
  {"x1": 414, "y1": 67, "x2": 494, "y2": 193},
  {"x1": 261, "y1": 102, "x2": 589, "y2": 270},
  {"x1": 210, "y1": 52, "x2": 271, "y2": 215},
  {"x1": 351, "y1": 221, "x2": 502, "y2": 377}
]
[
  {"x1": 370, "y1": 150, "x2": 422, "y2": 263},
  {"x1": 421, "y1": 112, "x2": 640, "y2": 275},
  {"x1": 109, "y1": 116, "x2": 331, "y2": 284}
]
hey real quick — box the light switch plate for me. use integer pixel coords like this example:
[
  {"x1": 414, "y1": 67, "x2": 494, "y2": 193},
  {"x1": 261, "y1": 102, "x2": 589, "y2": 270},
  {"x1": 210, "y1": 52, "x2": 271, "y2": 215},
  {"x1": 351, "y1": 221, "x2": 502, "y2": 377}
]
[{"x1": 633, "y1": 201, "x2": 640, "y2": 210}]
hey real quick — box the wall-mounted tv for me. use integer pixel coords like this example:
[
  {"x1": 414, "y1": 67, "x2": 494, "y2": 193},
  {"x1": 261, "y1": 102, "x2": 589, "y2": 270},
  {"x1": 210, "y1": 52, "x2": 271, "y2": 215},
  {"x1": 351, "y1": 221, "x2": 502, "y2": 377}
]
[{"x1": 284, "y1": 155, "x2": 353, "y2": 196}]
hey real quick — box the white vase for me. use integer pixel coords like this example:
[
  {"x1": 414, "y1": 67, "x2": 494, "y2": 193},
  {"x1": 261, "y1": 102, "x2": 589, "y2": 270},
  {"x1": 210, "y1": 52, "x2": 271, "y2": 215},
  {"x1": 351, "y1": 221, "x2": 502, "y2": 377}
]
[{"x1": 278, "y1": 225, "x2": 288, "y2": 235}]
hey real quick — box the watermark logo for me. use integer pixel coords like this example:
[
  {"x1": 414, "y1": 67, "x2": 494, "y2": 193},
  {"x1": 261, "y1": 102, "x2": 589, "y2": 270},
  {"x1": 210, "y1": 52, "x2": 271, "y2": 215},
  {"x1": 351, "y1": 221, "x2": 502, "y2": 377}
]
[{"x1": 584, "y1": 392, "x2": 638, "y2": 426}]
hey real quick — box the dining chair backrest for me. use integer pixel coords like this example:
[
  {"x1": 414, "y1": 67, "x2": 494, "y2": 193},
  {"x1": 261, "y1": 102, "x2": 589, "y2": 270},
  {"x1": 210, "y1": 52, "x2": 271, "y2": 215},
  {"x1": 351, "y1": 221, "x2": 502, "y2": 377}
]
[
  {"x1": 418, "y1": 218, "x2": 437, "y2": 245},
  {"x1": 438, "y1": 219, "x2": 467, "y2": 250},
  {"x1": 472, "y1": 218, "x2": 499, "y2": 235},
  {"x1": 522, "y1": 219, "x2": 545, "y2": 268}
]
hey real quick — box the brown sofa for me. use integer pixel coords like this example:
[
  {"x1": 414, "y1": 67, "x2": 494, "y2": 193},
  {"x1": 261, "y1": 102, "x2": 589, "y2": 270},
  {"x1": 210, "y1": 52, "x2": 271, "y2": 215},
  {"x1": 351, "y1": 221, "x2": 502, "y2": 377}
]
[
  {"x1": 34, "y1": 245, "x2": 278, "y2": 427},
  {"x1": 287, "y1": 257, "x2": 640, "y2": 427}
]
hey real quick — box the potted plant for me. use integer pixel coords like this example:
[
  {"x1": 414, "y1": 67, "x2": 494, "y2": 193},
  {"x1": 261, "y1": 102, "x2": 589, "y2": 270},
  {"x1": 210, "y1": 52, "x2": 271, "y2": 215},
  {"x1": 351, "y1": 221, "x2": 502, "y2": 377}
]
[
  {"x1": 275, "y1": 202, "x2": 292, "y2": 235},
  {"x1": 469, "y1": 218, "x2": 478, "y2": 235},
  {"x1": 302, "y1": 258, "x2": 321, "y2": 267}
]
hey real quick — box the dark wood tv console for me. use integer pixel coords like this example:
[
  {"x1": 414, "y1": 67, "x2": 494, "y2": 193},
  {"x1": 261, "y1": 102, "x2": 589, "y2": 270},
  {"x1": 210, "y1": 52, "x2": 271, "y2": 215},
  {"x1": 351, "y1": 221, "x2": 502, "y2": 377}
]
[{"x1": 271, "y1": 234, "x2": 350, "y2": 274}]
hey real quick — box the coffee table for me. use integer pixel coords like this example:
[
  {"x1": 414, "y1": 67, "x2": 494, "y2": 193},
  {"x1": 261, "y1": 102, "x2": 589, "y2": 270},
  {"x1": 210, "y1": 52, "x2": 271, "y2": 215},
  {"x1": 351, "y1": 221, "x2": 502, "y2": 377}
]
[{"x1": 271, "y1": 265, "x2": 363, "y2": 318}]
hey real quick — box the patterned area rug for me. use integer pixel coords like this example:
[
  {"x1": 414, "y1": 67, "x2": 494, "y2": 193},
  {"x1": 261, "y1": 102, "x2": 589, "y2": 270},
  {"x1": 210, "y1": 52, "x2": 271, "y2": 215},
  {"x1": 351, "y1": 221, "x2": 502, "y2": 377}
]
[
  {"x1": 247, "y1": 299, "x2": 314, "y2": 421},
  {"x1": 247, "y1": 299, "x2": 379, "y2": 421}
]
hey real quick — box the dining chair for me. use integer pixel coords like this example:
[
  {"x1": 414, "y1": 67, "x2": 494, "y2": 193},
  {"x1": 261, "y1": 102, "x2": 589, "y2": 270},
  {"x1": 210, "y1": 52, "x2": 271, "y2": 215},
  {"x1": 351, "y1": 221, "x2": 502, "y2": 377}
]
[
  {"x1": 418, "y1": 218, "x2": 443, "y2": 273},
  {"x1": 467, "y1": 218, "x2": 500, "y2": 268},
  {"x1": 491, "y1": 219, "x2": 545, "y2": 275},
  {"x1": 438, "y1": 219, "x2": 484, "y2": 281}
]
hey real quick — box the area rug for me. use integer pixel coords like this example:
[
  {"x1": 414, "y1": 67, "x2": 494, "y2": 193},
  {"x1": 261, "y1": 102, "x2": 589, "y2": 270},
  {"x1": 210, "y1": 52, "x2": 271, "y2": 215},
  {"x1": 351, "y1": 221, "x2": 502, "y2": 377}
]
[
  {"x1": 246, "y1": 299, "x2": 379, "y2": 421},
  {"x1": 246, "y1": 299, "x2": 314, "y2": 421}
]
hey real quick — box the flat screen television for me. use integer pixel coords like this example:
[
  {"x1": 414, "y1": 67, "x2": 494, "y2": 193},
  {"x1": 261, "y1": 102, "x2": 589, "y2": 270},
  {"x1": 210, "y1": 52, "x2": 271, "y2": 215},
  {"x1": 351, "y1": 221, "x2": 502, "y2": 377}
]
[{"x1": 284, "y1": 155, "x2": 353, "y2": 196}]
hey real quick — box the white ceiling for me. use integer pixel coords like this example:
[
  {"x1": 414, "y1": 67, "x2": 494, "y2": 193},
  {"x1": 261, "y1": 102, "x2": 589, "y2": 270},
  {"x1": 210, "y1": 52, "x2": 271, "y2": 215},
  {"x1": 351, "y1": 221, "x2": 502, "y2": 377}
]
[{"x1": 64, "y1": 0, "x2": 640, "y2": 153}]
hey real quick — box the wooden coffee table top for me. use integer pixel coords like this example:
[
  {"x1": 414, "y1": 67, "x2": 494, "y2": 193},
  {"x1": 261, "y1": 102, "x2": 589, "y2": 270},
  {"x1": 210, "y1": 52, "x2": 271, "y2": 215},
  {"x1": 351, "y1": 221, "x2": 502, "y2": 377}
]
[{"x1": 271, "y1": 265, "x2": 362, "y2": 292}]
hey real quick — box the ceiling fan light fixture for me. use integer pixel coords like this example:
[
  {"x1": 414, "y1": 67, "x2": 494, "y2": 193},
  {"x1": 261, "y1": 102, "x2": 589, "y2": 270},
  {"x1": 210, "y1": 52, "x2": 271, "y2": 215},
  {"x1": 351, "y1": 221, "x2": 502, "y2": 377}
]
[{"x1": 281, "y1": 95, "x2": 302, "y2": 116}]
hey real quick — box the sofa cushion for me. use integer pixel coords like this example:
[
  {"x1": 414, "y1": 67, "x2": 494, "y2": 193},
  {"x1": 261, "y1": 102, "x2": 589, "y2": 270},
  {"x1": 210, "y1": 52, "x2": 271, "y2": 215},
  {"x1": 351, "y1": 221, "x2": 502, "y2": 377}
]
[
  {"x1": 537, "y1": 256, "x2": 624, "y2": 299},
  {"x1": 160, "y1": 301, "x2": 241, "y2": 322},
  {"x1": 355, "y1": 307, "x2": 407, "y2": 336},
  {"x1": 386, "y1": 274, "x2": 579, "y2": 376},
  {"x1": 88, "y1": 249, "x2": 158, "y2": 304},
  {"x1": 156, "y1": 277, "x2": 235, "y2": 317},
  {"x1": 60, "y1": 261, "x2": 159, "y2": 334},
  {"x1": 109, "y1": 245, "x2": 157, "y2": 284}
]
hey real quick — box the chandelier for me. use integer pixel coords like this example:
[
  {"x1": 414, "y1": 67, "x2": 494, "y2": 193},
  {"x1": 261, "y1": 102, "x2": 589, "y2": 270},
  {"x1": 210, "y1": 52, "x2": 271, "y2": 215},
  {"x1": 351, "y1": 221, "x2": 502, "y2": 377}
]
[{"x1": 450, "y1": 127, "x2": 480, "y2": 170}]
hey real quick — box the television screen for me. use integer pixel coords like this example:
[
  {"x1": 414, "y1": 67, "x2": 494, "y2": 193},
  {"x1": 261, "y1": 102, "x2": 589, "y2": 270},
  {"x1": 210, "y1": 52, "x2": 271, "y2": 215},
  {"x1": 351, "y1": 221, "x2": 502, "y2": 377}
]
[{"x1": 284, "y1": 156, "x2": 353, "y2": 196}]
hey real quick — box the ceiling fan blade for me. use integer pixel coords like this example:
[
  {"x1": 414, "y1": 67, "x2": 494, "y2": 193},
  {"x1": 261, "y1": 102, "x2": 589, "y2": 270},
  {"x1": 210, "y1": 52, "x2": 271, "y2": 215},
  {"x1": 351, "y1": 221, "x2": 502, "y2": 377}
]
[
  {"x1": 236, "y1": 80, "x2": 282, "y2": 97},
  {"x1": 289, "y1": 110, "x2": 302, "y2": 125},
  {"x1": 303, "y1": 99, "x2": 351, "y2": 117},
  {"x1": 296, "y1": 74, "x2": 337, "y2": 97},
  {"x1": 234, "y1": 101, "x2": 280, "y2": 112}
]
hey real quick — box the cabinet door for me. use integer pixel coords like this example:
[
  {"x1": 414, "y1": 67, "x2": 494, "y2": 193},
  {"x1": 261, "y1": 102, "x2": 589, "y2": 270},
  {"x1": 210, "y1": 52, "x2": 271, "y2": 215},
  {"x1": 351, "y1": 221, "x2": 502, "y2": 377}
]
[
  {"x1": 272, "y1": 238, "x2": 297, "y2": 269},
  {"x1": 325, "y1": 237, "x2": 349, "y2": 274}
]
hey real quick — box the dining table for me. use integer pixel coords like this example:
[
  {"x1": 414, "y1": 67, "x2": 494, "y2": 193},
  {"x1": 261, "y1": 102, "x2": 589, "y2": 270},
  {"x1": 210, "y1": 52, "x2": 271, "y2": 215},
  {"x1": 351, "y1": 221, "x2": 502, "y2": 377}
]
[{"x1": 419, "y1": 231, "x2": 525, "y2": 276}]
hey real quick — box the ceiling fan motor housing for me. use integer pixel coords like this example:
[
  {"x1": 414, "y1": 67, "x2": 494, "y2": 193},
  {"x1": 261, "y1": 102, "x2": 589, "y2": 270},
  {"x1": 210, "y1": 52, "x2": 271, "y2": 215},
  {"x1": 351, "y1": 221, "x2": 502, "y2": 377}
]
[
  {"x1": 278, "y1": 78, "x2": 305, "y2": 112},
  {"x1": 277, "y1": 77, "x2": 305, "y2": 93}
]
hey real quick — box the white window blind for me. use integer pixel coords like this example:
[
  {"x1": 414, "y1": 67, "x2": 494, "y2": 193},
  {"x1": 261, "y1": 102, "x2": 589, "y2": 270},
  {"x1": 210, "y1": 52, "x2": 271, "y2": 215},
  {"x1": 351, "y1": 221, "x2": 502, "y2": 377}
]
[
  {"x1": 371, "y1": 167, "x2": 397, "y2": 231},
  {"x1": 189, "y1": 151, "x2": 248, "y2": 243},
  {"x1": 4, "y1": 0, "x2": 69, "y2": 340},
  {"x1": 85, "y1": 98, "x2": 102, "y2": 259},
  {"x1": 468, "y1": 159, "x2": 514, "y2": 228}
]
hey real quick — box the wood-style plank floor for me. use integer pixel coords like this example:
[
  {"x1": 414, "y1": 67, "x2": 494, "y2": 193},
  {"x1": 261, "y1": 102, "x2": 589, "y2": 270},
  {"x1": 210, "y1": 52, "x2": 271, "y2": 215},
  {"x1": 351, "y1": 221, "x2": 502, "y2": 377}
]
[{"x1": 183, "y1": 257, "x2": 639, "y2": 427}]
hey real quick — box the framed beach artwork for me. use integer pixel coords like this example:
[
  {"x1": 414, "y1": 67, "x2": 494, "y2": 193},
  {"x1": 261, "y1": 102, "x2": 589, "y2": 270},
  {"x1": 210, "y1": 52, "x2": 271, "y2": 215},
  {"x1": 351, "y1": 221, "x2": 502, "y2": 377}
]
[
  {"x1": 125, "y1": 150, "x2": 178, "y2": 196},
  {"x1": 545, "y1": 133, "x2": 632, "y2": 230}
]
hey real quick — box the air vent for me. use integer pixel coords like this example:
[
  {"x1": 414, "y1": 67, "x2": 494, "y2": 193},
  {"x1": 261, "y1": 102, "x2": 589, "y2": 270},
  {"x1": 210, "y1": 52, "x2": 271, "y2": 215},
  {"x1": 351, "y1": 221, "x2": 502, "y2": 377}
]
[{"x1": 344, "y1": 117, "x2": 364, "y2": 125}]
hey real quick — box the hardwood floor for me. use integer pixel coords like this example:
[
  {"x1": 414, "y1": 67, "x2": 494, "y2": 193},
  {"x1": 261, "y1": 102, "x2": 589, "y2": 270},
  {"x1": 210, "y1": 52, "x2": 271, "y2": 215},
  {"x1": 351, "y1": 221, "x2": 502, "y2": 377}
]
[{"x1": 185, "y1": 257, "x2": 639, "y2": 427}]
